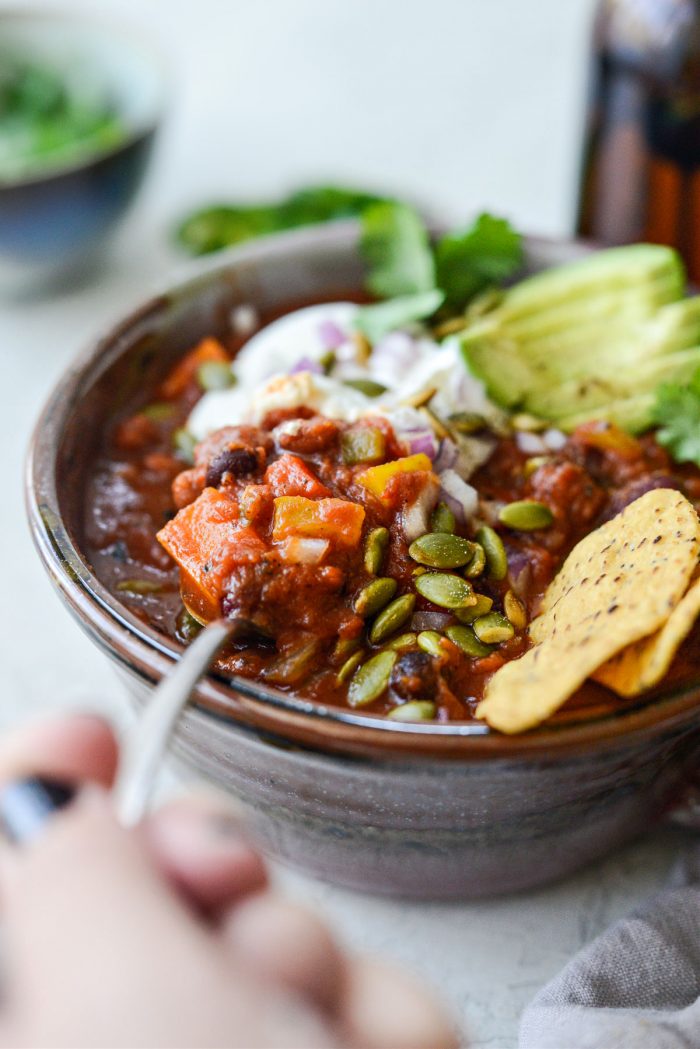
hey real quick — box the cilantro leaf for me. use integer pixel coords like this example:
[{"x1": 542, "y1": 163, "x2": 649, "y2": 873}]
[
  {"x1": 435, "y1": 213, "x2": 523, "y2": 309},
  {"x1": 359, "y1": 201, "x2": 436, "y2": 298},
  {"x1": 652, "y1": 369, "x2": 700, "y2": 465},
  {"x1": 355, "y1": 289, "x2": 445, "y2": 344}
]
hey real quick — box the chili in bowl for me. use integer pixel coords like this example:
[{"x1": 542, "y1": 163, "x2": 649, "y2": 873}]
[{"x1": 27, "y1": 221, "x2": 700, "y2": 899}]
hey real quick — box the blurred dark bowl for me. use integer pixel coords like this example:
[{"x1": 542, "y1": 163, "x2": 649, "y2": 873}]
[{"x1": 0, "y1": 10, "x2": 168, "y2": 294}]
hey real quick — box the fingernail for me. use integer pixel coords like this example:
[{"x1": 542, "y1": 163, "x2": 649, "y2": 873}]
[{"x1": 0, "y1": 777, "x2": 76, "y2": 844}]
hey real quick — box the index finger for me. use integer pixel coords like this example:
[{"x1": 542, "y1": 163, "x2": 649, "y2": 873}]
[{"x1": 0, "y1": 713, "x2": 119, "y2": 789}]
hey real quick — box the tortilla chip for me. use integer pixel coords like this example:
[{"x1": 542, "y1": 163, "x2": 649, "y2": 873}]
[
  {"x1": 594, "y1": 576, "x2": 700, "y2": 696},
  {"x1": 476, "y1": 489, "x2": 700, "y2": 734}
]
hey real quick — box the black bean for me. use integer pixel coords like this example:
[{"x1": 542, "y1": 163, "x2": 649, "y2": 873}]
[
  {"x1": 206, "y1": 447, "x2": 259, "y2": 488},
  {"x1": 389, "y1": 650, "x2": 438, "y2": 703}
]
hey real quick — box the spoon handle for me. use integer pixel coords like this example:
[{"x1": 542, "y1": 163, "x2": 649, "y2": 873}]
[{"x1": 113, "y1": 619, "x2": 233, "y2": 827}]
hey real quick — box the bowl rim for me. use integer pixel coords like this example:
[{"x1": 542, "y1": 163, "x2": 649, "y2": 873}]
[
  {"x1": 25, "y1": 221, "x2": 700, "y2": 760},
  {"x1": 0, "y1": 6, "x2": 170, "y2": 190}
]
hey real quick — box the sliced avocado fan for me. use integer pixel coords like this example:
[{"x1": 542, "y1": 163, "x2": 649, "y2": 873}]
[{"x1": 460, "y1": 244, "x2": 700, "y2": 433}]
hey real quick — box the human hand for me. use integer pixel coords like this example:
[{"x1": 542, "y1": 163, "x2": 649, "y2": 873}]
[{"x1": 0, "y1": 714, "x2": 458, "y2": 1049}]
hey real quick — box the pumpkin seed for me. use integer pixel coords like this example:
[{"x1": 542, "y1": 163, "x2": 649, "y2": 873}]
[
  {"x1": 319, "y1": 349, "x2": 336, "y2": 373},
  {"x1": 409, "y1": 532, "x2": 475, "y2": 569},
  {"x1": 348, "y1": 650, "x2": 397, "y2": 707},
  {"x1": 445, "y1": 624, "x2": 494, "y2": 658},
  {"x1": 388, "y1": 701, "x2": 436, "y2": 721},
  {"x1": 472, "y1": 612, "x2": 515, "y2": 644},
  {"x1": 504, "y1": 589, "x2": 528, "y2": 630},
  {"x1": 343, "y1": 377, "x2": 387, "y2": 397},
  {"x1": 333, "y1": 636, "x2": 362, "y2": 662},
  {"x1": 430, "y1": 501, "x2": 456, "y2": 534},
  {"x1": 498, "y1": 500, "x2": 554, "y2": 531},
  {"x1": 386, "y1": 632, "x2": 418, "y2": 650},
  {"x1": 116, "y1": 579, "x2": 164, "y2": 595},
  {"x1": 454, "y1": 594, "x2": 494, "y2": 623},
  {"x1": 448, "y1": 411, "x2": 488, "y2": 434},
  {"x1": 337, "y1": 650, "x2": 365, "y2": 684},
  {"x1": 512, "y1": 412, "x2": 547, "y2": 432},
  {"x1": 364, "y1": 527, "x2": 390, "y2": 575},
  {"x1": 265, "y1": 639, "x2": 321, "y2": 685},
  {"x1": 173, "y1": 427, "x2": 197, "y2": 464},
  {"x1": 523, "y1": 455, "x2": 551, "y2": 478},
  {"x1": 412, "y1": 566, "x2": 428, "y2": 577},
  {"x1": 475, "y1": 526, "x2": 508, "y2": 581},
  {"x1": 415, "y1": 572, "x2": 476, "y2": 609},
  {"x1": 141, "y1": 402, "x2": 175, "y2": 422},
  {"x1": 197, "y1": 361, "x2": 236, "y2": 391},
  {"x1": 369, "y1": 594, "x2": 416, "y2": 644},
  {"x1": 464, "y1": 542, "x2": 486, "y2": 578},
  {"x1": 354, "y1": 577, "x2": 397, "y2": 617},
  {"x1": 417, "y1": 631, "x2": 444, "y2": 657},
  {"x1": 176, "y1": 607, "x2": 202, "y2": 642}
]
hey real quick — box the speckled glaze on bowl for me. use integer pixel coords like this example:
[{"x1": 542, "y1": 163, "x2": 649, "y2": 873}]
[
  {"x1": 26, "y1": 224, "x2": 700, "y2": 899},
  {"x1": 0, "y1": 11, "x2": 166, "y2": 293}
]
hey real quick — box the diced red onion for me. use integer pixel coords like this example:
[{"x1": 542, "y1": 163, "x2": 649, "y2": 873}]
[
  {"x1": 438, "y1": 469, "x2": 478, "y2": 521},
  {"x1": 289, "y1": 356, "x2": 323, "y2": 375},
  {"x1": 407, "y1": 430, "x2": 439, "y2": 459},
  {"x1": 515, "y1": 431, "x2": 547, "y2": 455},
  {"x1": 411, "y1": 611, "x2": 453, "y2": 632},
  {"x1": 278, "y1": 537, "x2": 329, "y2": 564},
  {"x1": 318, "y1": 319, "x2": 346, "y2": 350},
  {"x1": 543, "y1": 428, "x2": 567, "y2": 451},
  {"x1": 433, "y1": 438, "x2": 458, "y2": 472},
  {"x1": 506, "y1": 549, "x2": 533, "y2": 600}
]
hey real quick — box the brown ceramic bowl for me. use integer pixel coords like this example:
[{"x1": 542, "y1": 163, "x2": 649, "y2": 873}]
[{"x1": 26, "y1": 224, "x2": 700, "y2": 899}]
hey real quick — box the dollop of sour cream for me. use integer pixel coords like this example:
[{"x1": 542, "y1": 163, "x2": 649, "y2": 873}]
[{"x1": 186, "y1": 302, "x2": 504, "y2": 481}]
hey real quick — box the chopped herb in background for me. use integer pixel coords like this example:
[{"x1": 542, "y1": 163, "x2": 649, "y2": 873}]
[
  {"x1": 175, "y1": 185, "x2": 394, "y2": 255},
  {"x1": 0, "y1": 55, "x2": 125, "y2": 181},
  {"x1": 652, "y1": 369, "x2": 700, "y2": 466},
  {"x1": 435, "y1": 212, "x2": 524, "y2": 308}
]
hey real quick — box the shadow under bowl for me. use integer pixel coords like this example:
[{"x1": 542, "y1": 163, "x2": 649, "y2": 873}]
[{"x1": 25, "y1": 223, "x2": 700, "y2": 899}]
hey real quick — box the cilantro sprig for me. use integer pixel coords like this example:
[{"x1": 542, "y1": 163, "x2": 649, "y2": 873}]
[
  {"x1": 652, "y1": 369, "x2": 700, "y2": 466},
  {"x1": 356, "y1": 202, "x2": 523, "y2": 340}
]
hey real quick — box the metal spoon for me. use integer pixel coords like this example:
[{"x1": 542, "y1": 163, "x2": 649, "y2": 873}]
[{"x1": 113, "y1": 618, "x2": 234, "y2": 827}]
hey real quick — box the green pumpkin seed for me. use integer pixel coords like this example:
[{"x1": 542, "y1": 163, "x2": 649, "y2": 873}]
[
  {"x1": 409, "y1": 532, "x2": 475, "y2": 569},
  {"x1": 337, "y1": 650, "x2": 365, "y2": 684},
  {"x1": 116, "y1": 579, "x2": 164, "y2": 595},
  {"x1": 475, "y1": 526, "x2": 508, "y2": 581},
  {"x1": 265, "y1": 639, "x2": 321, "y2": 686},
  {"x1": 319, "y1": 349, "x2": 336, "y2": 373},
  {"x1": 388, "y1": 701, "x2": 436, "y2": 722},
  {"x1": 141, "y1": 401, "x2": 175, "y2": 422},
  {"x1": 445, "y1": 624, "x2": 494, "y2": 658},
  {"x1": 412, "y1": 566, "x2": 428, "y2": 577},
  {"x1": 364, "y1": 527, "x2": 390, "y2": 575},
  {"x1": 176, "y1": 607, "x2": 203, "y2": 642},
  {"x1": 512, "y1": 412, "x2": 547, "y2": 432},
  {"x1": 472, "y1": 612, "x2": 515, "y2": 644},
  {"x1": 173, "y1": 427, "x2": 197, "y2": 464},
  {"x1": 523, "y1": 455, "x2": 551, "y2": 478},
  {"x1": 504, "y1": 589, "x2": 528, "y2": 630},
  {"x1": 430, "y1": 501, "x2": 456, "y2": 534},
  {"x1": 386, "y1": 632, "x2": 418, "y2": 650},
  {"x1": 454, "y1": 594, "x2": 494, "y2": 623},
  {"x1": 348, "y1": 650, "x2": 397, "y2": 707},
  {"x1": 448, "y1": 411, "x2": 487, "y2": 434},
  {"x1": 498, "y1": 500, "x2": 554, "y2": 531},
  {"x1": 464, "y1": 542, "x2": 486, "y2": 578},
  {"x1": 197, "y1": 361, "x2": 236, "y2": 391},
  {"x1": 354, "y1": 577, "x2": 397, "y2": 617},
  {"x1": 369, "y1": 594, "x2": 416, "y2": 644},
  {"x1": 343, "y1": 378, "x2": 387, "y2": 397},
  {"x1": 333, "y1": 636, "x2": 362, "y2": 662},
  {"x1": 415, "y1": 572, "x2": 476, "y2": 610},
  {"x1": 417, "y1": 631, "x2": 444, "y2": 657}
]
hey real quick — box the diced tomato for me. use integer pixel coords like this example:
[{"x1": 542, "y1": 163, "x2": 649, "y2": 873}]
[
  {"x1": 264, "y1": 454, "x2": 331, "y2": 498},
  {"x1": 159, "y1": 338, "x2": 230, "y2": 400},
  {"x1": 272, "y1": 496, "x2": 365, "y2": 548},
  {"x1": 157, "y1": 487, "x2": 267, "y2": 621}
]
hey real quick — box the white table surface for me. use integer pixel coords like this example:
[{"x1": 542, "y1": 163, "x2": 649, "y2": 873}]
[{"x1": 2, "y1": 1, "x2": 696, "y2": 1045}]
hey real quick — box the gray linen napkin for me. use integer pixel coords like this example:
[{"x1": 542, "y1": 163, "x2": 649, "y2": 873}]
[{"x1": 519, "y1": 846, "x2": 700, "y2": 1048}]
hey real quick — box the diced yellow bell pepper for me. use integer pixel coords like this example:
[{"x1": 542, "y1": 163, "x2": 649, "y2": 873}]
[
  {"x1": 272, "y1": 496, "x2": 365, "y2": 548},
  {"x1": 356, "y1": 454, "x2": 434, "y2": 503}
]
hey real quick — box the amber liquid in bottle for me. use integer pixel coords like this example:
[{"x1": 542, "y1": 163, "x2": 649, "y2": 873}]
[{"x1": 577, "y1": 0, "x2": 700, "y2": 281}]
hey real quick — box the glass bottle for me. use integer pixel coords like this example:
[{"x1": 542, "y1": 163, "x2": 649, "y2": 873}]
[{"x1": 577, "y1": 0, "x2": 700, "y2": 281}]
